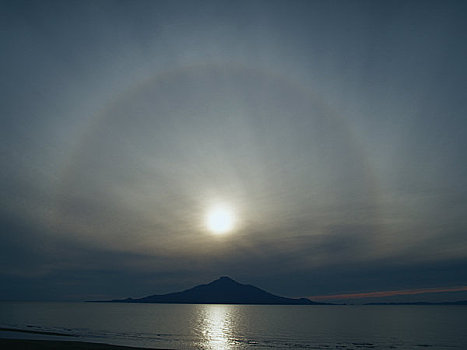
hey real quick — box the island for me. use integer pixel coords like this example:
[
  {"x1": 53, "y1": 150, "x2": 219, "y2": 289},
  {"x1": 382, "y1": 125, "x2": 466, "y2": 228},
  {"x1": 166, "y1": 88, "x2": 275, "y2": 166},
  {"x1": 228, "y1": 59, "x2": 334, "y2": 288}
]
[{"x1": 93, "y1": 276, "x2": 330, "y2": 305}]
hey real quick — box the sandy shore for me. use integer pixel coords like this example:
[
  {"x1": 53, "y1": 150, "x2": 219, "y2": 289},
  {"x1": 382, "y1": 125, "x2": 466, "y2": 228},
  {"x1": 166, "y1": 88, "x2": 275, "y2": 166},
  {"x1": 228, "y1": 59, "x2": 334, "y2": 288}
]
[
  {"x1": 0, "y1": 339, "x2": 171, "y2": 349},
  {"x1": 0, "y1": 328, "x2": 171, "y2": 349}
]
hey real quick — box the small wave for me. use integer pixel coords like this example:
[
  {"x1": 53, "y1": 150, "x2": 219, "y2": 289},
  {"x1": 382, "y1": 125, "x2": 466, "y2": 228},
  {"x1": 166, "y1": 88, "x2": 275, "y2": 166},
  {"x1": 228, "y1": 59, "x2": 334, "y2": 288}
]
[{"x1": 0, "y1": 327, "x2": 77, "y2": 337}]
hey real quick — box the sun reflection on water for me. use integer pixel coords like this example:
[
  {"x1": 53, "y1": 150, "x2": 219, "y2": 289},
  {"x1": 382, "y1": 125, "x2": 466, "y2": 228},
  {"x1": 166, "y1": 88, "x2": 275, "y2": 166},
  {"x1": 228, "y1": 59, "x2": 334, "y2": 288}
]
[{"x1": 198, "y1": 304, "x2": 234, "y2": 349}]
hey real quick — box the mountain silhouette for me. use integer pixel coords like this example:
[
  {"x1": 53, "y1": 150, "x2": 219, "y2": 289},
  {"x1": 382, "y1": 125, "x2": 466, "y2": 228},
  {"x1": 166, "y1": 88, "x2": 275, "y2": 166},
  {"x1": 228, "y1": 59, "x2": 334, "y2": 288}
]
[{"x1": 101, "y1": 276, "x2": 328, "y2": 305}]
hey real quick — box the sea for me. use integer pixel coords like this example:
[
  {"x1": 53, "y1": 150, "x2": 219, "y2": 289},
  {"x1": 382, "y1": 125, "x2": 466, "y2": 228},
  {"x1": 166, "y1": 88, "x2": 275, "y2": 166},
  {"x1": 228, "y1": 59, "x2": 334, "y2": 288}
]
[{"x1": 1, "y1": 302, "x2": 467, "y2": 349}]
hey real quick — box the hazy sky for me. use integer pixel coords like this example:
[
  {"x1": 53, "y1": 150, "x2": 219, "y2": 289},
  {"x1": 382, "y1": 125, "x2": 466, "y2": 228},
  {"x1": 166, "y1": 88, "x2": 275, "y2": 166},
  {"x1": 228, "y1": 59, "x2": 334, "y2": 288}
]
[{"x1": 1, "y1": 0, "x2": 467, "y2": 303}]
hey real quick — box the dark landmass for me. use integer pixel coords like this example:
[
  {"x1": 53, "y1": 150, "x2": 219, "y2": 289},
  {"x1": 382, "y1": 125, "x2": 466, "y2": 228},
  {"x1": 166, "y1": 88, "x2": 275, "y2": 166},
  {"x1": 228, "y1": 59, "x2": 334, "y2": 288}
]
[
  {"x1": 93, "y1": 276, "x2": 330, "y2": 305},
  {"x1": 364, "y1": 300, "x2": 467, "y2": 305},
  {"x1": 0, "y1": 339, "x2": 170, "y2": 350}
]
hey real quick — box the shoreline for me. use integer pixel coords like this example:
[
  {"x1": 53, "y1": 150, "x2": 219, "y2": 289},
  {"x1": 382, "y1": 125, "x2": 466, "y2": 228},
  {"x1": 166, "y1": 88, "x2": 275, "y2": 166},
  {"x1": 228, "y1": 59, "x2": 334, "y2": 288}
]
[
  {"x1": 0, "y1": 339, "x2": 172, "y2": 349},
  {"x1": 0, "y1": 328, "x2": 171, "y2": 350}
]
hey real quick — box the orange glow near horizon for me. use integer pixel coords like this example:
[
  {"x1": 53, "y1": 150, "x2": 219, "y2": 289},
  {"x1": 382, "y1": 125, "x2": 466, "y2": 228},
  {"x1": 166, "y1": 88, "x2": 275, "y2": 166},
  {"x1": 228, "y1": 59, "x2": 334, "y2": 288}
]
[{"x1": 309, "y1": 286, "x2": 467, "y2": 301}]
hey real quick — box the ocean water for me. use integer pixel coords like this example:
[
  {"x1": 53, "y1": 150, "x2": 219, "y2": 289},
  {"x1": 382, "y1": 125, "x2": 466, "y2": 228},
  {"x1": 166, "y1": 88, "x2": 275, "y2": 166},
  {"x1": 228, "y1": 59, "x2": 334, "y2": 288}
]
[{"x1": 1, "y1": 302, "x2": 467, "y2": 349}]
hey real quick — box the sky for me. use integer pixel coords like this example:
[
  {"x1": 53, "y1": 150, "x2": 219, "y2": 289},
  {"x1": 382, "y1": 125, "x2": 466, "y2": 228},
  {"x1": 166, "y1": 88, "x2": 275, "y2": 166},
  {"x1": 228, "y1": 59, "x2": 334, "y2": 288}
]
[{"x1": 1, "y1": 0, "x2": 467, "y2": 303}]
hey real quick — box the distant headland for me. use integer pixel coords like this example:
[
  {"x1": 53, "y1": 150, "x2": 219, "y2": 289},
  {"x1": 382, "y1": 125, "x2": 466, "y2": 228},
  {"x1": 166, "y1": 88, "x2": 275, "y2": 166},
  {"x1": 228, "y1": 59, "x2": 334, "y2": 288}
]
[
  {"x1": 364, "y1": 300, "x2": 467, "y2": 305},
  {"x1": 91, "y1": 276, "x2": 331, "y2": 305}
]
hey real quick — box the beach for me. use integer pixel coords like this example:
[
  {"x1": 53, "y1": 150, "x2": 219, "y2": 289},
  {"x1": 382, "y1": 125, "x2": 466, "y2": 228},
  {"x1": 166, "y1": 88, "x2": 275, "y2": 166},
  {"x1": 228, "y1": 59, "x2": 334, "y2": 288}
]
[
  {"x1": 0, "y1": 328, "x2": 170, "y2": 350},
  {"x1": 0, "y1": 339, "x2": 169, "y2": 350}
]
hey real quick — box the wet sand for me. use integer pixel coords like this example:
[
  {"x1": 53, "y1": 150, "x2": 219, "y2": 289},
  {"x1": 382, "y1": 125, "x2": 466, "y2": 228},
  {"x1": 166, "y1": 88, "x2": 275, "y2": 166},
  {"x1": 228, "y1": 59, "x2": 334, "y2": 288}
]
[
  {"x1": 0, "y1": 339, "x2": 171, "y2": 349},
  {"x1": 0, "y1": 328, "x2": 171, "y2": 349}
]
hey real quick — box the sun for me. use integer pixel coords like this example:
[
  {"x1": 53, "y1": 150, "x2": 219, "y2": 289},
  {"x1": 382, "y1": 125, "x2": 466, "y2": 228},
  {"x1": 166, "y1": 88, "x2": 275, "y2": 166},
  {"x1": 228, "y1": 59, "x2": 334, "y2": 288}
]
[{"x1": 206, "y1": 205, "x2": 236, "y2": 234}]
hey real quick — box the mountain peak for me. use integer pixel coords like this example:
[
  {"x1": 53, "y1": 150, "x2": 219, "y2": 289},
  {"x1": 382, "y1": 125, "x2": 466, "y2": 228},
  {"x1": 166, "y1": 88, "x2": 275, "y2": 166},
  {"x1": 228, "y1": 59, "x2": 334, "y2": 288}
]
[
  {"x1": 101, "y1": 276, "x2": 329, "y2": 305},
  {"x1": 207, "y1": 276, "x2": 241, "y2": 287},
  {"x1": 219, "y1": 276, "x2": 233, "y2": 280},
  {"x1": 215, "y1": 276, "x2": 236, "y2": 282}
]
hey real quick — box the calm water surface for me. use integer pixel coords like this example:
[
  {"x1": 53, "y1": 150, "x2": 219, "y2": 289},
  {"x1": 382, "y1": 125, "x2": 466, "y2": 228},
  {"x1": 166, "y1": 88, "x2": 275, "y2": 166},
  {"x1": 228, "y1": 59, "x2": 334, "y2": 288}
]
[{"x1": 1, "y1": 302, "x2": 466, "y2": 349}]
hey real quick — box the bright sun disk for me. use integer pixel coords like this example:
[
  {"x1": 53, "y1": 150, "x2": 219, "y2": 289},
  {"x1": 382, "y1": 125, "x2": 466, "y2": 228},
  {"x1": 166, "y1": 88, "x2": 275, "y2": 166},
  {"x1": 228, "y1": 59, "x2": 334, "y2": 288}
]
[{"x1": 206, "y1": 206, "x2": 235, "y2": 234}]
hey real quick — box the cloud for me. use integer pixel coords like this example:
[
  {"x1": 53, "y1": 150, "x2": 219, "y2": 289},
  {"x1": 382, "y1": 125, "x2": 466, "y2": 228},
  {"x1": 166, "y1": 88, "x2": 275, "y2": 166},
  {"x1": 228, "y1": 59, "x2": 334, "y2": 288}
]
[{"x1": 1, "y1": 0, "x2": 467, "y2": 301}]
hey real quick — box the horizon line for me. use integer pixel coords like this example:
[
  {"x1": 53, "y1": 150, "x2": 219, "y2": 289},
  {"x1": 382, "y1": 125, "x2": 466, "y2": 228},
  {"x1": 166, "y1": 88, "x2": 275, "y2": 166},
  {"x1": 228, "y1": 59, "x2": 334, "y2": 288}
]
[{"x1": 308, "y1": 286, "x2": 467, "y2": 300}]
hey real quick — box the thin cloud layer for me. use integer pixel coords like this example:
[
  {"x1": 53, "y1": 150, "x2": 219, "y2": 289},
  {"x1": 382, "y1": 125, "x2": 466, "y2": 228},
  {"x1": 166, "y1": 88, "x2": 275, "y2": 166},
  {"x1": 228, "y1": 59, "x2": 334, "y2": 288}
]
[{"x1": 1, "y1": 0, "x2": 466, "y2": 301}]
